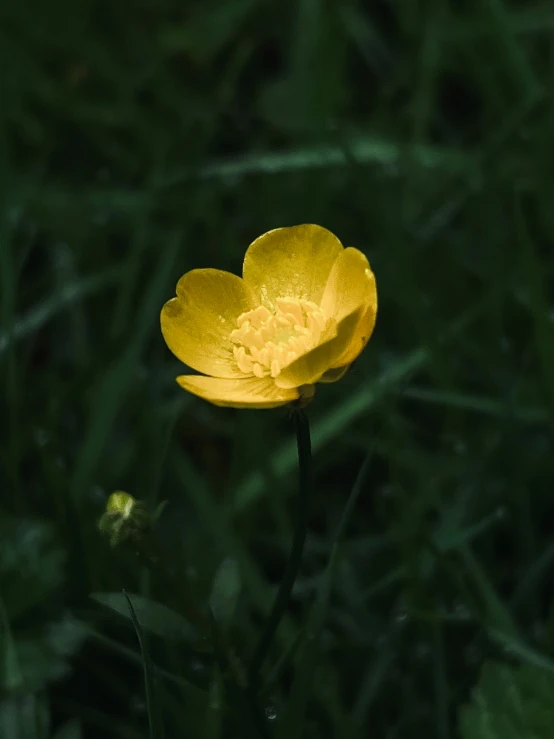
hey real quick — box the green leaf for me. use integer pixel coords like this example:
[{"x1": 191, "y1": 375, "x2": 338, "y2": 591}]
[
  {"x1": 459, "y1": 661, "x2": 554, "y2": 738},
  {"x1": 209, "y1": 558, "x2": 241, "y2": 628},
  {"x1": 91, "y1": 592, "x2": 198, "y2": 643}
]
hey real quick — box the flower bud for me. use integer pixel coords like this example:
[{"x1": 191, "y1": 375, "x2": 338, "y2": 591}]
[{"x1": 98, "y1": 491, "x2": 151, "y2": 548}]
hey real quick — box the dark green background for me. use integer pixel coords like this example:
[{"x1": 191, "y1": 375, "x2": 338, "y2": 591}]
[{"x1": 2, "y1": 0, "x2": 554, "y2": 737}]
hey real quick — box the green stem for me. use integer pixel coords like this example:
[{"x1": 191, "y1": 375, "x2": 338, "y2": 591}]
[{"x1": 249, "y1": 409, "x2": 312, "y2": 685}]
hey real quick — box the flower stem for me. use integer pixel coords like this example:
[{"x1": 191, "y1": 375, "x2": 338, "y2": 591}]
[{"x1": 249, "y1": 408, "x2": 312, "y2": 686}]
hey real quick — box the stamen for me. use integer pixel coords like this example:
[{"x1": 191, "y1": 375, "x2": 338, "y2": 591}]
[{"x1": 231, "y1": 297, "x2": 327, "y2": 378}]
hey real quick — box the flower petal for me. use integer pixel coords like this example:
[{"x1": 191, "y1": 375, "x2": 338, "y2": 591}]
[
  {"x1": 320, "y1": 247, "x2": 376, "y2": 321},
  {"x1": 242, "y1": 224, "x2": 344, "y2": 308},
  {"x1": 161, "y1": 269, "x2": 259, "y2": 378},
  {"x1": 320, "y1": 247, "x2": 377, "y2": 368},
  {"x1": 331, "y1": 301, "x2": 377, "y2": 369},
  {"x1": 176, "y1": 375, "x2": 299, "y2": 408},
  {"x1": 274, "y1": 310, "x2": 362, "y2": 389}
]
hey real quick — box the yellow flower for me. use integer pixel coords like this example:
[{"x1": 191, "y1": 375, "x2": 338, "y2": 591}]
[{"x1": 161, "y1": 224, "x2": 377, "y2": 409}]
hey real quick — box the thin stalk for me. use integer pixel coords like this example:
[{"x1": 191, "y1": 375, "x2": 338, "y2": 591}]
[
  {"x1": 124, "y1": 590, "x2": 164, "y2": 739},
  {"x1": 249, "y1": 409, "x2": 312, "y2": 684}
]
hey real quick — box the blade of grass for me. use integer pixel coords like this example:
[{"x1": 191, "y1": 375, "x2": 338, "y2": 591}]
[
  {"x1": 401, "y1": 386, "x2": 548, "y2": 423},
  {"x1": 411, "y1": 6, "x2": 444, "y2": 146},
  {"x1": 488, "y1": 629, "x2": 554, "y2": 675},
  {"x1": 124, "y1": 590, "x2": 165, "y2": 739},
  {"x1": 478, "y1": 0, "x2": 542, "y2": 98},
  {"x1": 434, "y1": 619, "x2": 449, "y2": 739},
  {"x1": 458, "y1": 546, "x2": 519, "y2": 639},
  {"x1": 351, "y1": 642, "x2": 395, "y2": 733},
  {"x1": 163, "y1": 136, "x2": 477, "y2": 187},
  {"x1": 0, "y1": 267, "x2": 121, "y2": 356},
  {"x1": 0, "y1": 200, "x2": 21, "y2": 500},
  {"x1": 511, "y1": 543, "x2": 554, "y2": 608},
  {"x1": 86, "y1": 627, "x2": 208, "y2": 699},
  {"x1": 0, "y1": 593, "x2": 23, "y2": 692},
  {"x1": 416, "y1": 89, "x2": 542, "y2": 241},
  {"x1": 449, "y1": 6, "x2": 554, "y2": 39},
  {"x1": 338, "y1": 4, "x2": 392, "y2": 74},
  {"x1": 68, "y1": 240, "x2": 178, "y2": 593},
  {"x1": 52, "y1": 244, "x2": 91, "y2": 367},
  {"x1": 515, "y1": 196, "x2": 554, "y2": 413},
  {"x1": 70, "y1": 243, "x2": 178, "y2": 504}
]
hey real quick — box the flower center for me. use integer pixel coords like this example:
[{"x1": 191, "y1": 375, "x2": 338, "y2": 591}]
[{"x1": 230, "y1": 297, "x2": 327, "y2": 378}]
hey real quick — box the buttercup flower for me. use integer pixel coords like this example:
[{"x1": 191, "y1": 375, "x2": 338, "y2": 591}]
[{"x1": 161, "y1": 224, "x2": 377, "y2": 408}]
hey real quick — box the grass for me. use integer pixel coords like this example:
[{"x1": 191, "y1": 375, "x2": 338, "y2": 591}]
[{"x1": 1, "y1": 0, "x2": 554, "y2": 737}]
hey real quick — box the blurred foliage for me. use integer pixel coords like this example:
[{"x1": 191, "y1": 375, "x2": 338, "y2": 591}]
[
  {"x1": 0, "y1": 516, "x2": 86, "y2": 694},
  {"x1": 1, "y1": 0, "x2": 554, "y2": 736},
  {"x1": 459, "y1": 661, "x2": 554, "y2": 738},
  {"x1": 209, "y1": 557, "x2": 241, "y2": 630}
]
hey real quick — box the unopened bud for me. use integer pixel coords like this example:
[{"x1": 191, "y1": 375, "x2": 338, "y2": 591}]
[{"x1": 98, "y1": 491, "x2": 151, "y2": 548}]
